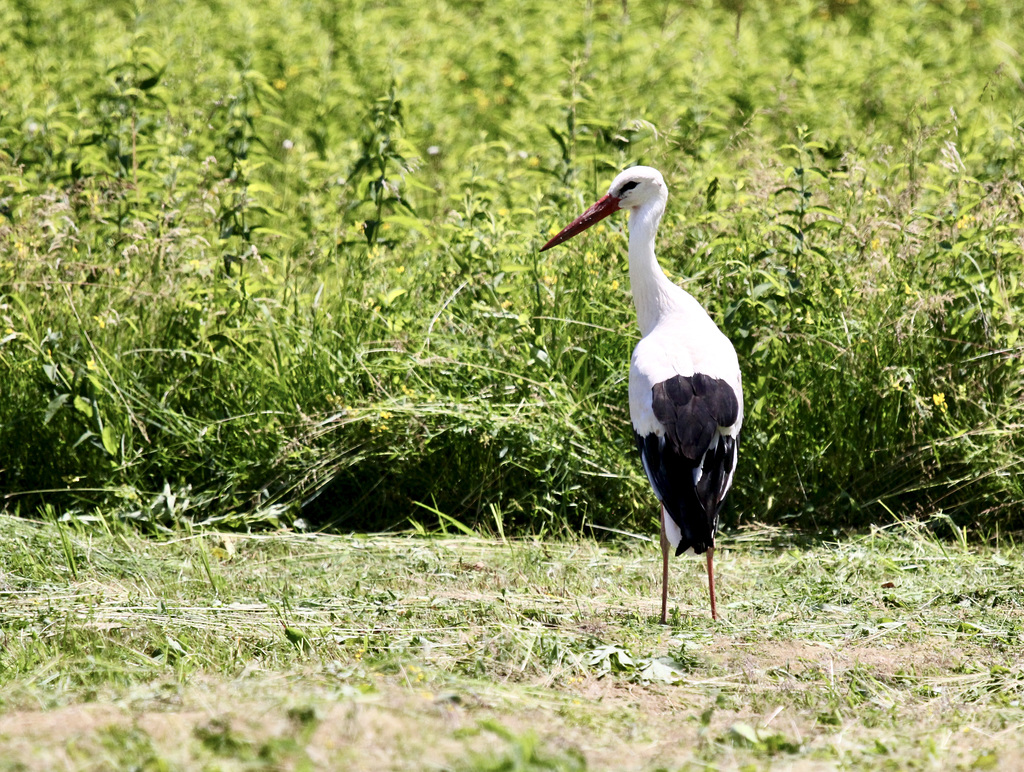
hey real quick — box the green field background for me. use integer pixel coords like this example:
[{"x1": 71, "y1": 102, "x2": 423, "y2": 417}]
[{"x1": 1, "y1": 0, "x2": 1022, "y2": 534}]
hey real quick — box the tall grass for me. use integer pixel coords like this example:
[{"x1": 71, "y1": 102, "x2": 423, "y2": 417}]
[{"x1": 1, "y1": 0, "x2": 1022, "y2": 533}]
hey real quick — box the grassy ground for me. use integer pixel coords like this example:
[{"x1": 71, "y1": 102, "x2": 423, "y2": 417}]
[{"x1": 3, "y1": 514, "x2": 1023, "y2": 770}]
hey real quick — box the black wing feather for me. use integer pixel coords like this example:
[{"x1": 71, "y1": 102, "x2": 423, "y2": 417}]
[{"x1": 636, "y1": 373, "x2": 739, "y2": 555}]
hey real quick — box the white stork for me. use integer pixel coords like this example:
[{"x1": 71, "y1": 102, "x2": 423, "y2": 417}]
[{"x1": 541, "y1": 166, "x2": 743, "y2": 623}]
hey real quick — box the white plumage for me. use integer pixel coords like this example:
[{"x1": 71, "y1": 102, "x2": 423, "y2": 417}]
[{"x1": 542, "y1": 166, "x2": 744, "y2": 623}]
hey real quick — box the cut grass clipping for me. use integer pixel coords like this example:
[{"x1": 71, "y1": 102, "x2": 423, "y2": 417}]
[{"x1": 2, "y1": 514, "x2": 1023, "y2": 770}]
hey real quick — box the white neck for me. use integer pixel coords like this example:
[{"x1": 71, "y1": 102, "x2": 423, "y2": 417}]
[{"x1": 627, "y1": 192, "x2": 681, "y2": 336}]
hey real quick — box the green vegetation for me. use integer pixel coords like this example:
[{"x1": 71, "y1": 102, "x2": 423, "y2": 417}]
[
  {"x1": 2, "y1": 0, "x2": 1022, "y2": 533},
  {"x1": 3, "y1": 3, "x2": 1024, "y2": 766},
  {"x1": 3, "y1": 514, "x2": 1024, "y2": 769}
]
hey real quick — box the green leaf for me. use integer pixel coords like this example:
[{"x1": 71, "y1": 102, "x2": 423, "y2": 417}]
[
  {"x1": 248, "y1": 227, "x2": 294, "y2": 239},
  {"x1": 728, "y1": 722, "x2": 760, "y2": 746},
  {"x1": 72, "y1": 430, "x2": 94, "y2": 450},
  {"x1": 101, "y1": 425, "x2": 119, "y2": 456},
  {"x1": 383, "y1": 215, "x2": 425, "y2": 231},
  {"x1": 973, "y1": 753, "x2": 999, "y2": 770},
  {"x1": 284, "y1": 625, "x2": 312, "y2": 653},
  {"x1": 245, "y1": 182, "x2": 277, "y2": 196},
  {"x1": 73, "y1": 396, "x2": 94, "y2": 418},
  {"x1": 636, "y1": 657, "x2": 687, "y2": 685},
  {"x1": 584, "y1": 645, "x2": 634, "y2": 673},
  {"x1": 43, "y1": 394, "x2": 70, "y2": 424},
  {"x1": 378, "y1": 288, "x2": 407, "y2": 306}
]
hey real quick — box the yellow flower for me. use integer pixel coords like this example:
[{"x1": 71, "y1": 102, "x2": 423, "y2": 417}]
[
  {"x1": 932, "y1": 392, "x2": 947, "y2": 412},
  {"x1": 610, "y1": 280, "x2": 619, "y2": 291},
  {"x1": 273, "y1": 78, "x2": 287, "y2": 91},
  {"x1": 86, "y1": 358, "x2": 98, "y2": 372}
]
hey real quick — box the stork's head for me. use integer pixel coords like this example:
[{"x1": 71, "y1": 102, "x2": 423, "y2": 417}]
[{"x1": 541, "y1": 166, "x2": 667, "y2": 251}]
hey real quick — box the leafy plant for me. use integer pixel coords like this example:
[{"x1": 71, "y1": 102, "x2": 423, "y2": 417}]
[{"x1": 0, "y1": 0, "x2": 1021, "y2": 536}]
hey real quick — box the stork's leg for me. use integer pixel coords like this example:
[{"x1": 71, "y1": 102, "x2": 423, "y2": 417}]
[
  {"x1": 707, "y1": 547, "x2": 718, "y2": 621},
  {"x1": 660, "y1": 506, "x2": 670, "y2": 625}
]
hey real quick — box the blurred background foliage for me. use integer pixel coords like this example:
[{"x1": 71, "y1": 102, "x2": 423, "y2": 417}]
[{"x1": 0, "y1": 0, "x2": 1021, "y2": 535}]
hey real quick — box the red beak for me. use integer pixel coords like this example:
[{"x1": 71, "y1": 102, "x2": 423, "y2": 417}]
[{"x1": 540, "y1": 194, "x2": 621, "y2": 252}]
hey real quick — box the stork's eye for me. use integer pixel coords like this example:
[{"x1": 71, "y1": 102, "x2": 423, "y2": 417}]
[{"x1": 617, "y1": 181, "x2": 639, "y2": 196}]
